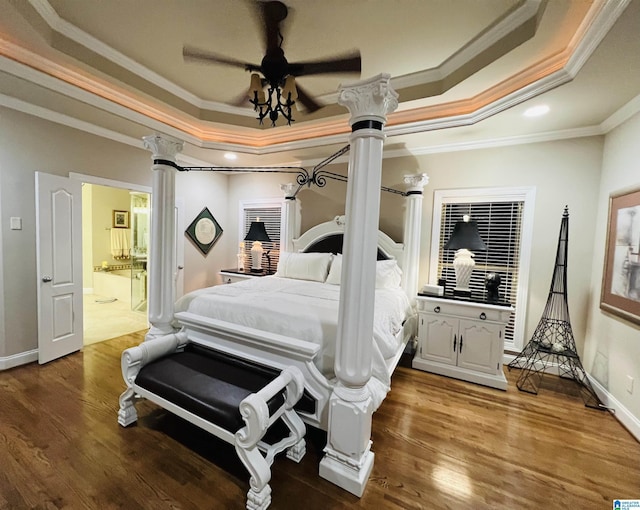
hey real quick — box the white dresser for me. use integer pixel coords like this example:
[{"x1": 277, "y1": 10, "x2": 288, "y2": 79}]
[{"x1": 412, "y1": 295, "x2": 513, "y2": 390}]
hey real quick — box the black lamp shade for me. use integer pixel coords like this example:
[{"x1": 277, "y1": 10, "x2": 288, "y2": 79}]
[
  {"x1": 244, "y1": 221, "x2": 272, "y2": 243},
  {"x1": 444, "y1": 220, "x2": 487, "y2": 251}
]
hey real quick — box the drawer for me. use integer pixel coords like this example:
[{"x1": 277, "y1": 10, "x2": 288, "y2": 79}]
[
  {"x1": 220, "y1": 272, "x2": 251, "y2": 284},
  {"x1": 418, "y1": 298, "x2": 511, "y2": 322}
]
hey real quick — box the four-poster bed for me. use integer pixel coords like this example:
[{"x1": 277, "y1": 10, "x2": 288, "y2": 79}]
[
  {"x1": 119, "y1": 75, "x2": 429, "y2": 499},
  {"x1": 169, "y1": 216, "x2": 415, "y2": 429}
]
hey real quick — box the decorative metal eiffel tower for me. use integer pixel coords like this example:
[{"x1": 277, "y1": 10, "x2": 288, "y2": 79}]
[{"x1": 508, "y1": 207, "x2": 605, "y2": 409}]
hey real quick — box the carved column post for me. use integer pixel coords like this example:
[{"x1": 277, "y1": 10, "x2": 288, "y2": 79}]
[
  {"x1": 319, "y1": 74, "x2": 398, "y2": 496},
  {"x1": 143, "y1": 134, "x2": 183, "y2": 340},
  {"x1": 280, "y1": 183, "x2": 300, "y2": 253},
  {"x1": 402, "y1": 174, "x2": 429, "y2": 304}
]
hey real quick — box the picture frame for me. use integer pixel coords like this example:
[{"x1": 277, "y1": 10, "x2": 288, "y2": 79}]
[
  {"x1": 185, "y1": 206, "x2": 223, "y2": 255},
  {"x1": 112, "y1": 210, "x2": 129, "y2": 229},
  {"x1": 600, "y1": 185, "x2": 640, "y2": 325}
]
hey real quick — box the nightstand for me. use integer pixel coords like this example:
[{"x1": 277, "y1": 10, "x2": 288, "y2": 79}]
[
  {"x1": 412, "y1": 294, "x2": 513, "y2": 390},
  {"x1": 219, "y1": 268, "x2": 268, "y2": 284}
]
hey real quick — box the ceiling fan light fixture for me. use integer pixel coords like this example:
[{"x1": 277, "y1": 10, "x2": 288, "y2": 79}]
[
  {"x1": 282, "y1": 76, "x2": 297, "y2": 101},
  {"x1": 248, "y1": 75, "x2": 296, "y2": 127}
]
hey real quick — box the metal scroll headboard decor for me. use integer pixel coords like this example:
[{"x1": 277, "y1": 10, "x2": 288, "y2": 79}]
[{"x1": 152, "y1": 145, "x2": 407, "y2": 198}]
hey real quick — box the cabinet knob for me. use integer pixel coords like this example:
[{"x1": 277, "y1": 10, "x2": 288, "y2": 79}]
[
  {"x1": 434, "y1": 306, "x2": 441, "y2": 313},
  {"x1": 479, "y1": 312, "x2": 487, "y2": 320}
]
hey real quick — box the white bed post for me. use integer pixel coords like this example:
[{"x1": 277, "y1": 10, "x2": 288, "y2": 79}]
[
  {"x1": 143, "y1": 134, "x2": 184, "y2": 340},
  {"x1": 402, "y1": 174, "x2": 429, "y2": 304},
  {"x1": 280, "y1": 183, "x2": 300, "y2": 253},
  {"x1": 319, "y1": 74, "x2": 398, "y2": 496}
]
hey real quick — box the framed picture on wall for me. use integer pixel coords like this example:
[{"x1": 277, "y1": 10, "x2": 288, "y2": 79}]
[
  {"x1": 185, "y1": 206, "x2": 223, "y2": 255},
  {"x1": 600, "y1": 185, "x2": 640, "y2": 325},
  {"x1": 112, "y1": 210, "x2": 129, "y2": 229}
]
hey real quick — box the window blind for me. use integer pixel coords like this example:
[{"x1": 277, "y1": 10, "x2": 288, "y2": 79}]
[{"x1": 438, "y1": 201, "x2": 524, "y2": 343}]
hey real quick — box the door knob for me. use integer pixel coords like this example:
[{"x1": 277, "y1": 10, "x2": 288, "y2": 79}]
[{"x1": 42, "y1": 276, "x2": 52, "y2": 282}]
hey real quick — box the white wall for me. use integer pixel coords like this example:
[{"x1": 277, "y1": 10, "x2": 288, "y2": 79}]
[
  {"x1": 0, "y1": 107, "x2": 230, "y2": 358},
  {"x1": 176, "y1": 170, "x2": 230, "y2": 293},
  {"x1": 585, "y1": 110, "x2": 640, "y2": 421}
]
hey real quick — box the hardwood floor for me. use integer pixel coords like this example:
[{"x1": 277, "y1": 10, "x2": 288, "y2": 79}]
[{"x1": 0, "y1": 332, "x2": 638, "y2": 509}]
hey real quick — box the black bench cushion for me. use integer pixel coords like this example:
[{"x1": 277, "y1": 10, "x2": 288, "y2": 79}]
[
  {"x1": 191, "y1": 345, "x2": 316, "y2": 415},
  {"x1": 135, "y1": 344, "x2": 285, "y2": 433}
]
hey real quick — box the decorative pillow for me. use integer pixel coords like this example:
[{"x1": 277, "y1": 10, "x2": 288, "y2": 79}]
[
  {"x1": 325, "y1": 253, "x2": 342, "y2": 285},
  {"x1": 275, "y1": 252, "x2": 332, "y2": 282},
  {"x1": 375, "y1": 259, "x2": 403, "y2": 289},
  {"x1": 325, "y1": 255, "x2": 403, "y2": 288}
]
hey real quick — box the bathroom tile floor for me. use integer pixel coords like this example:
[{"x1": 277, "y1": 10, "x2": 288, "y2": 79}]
[{"x1": 83, "y1": 294, "x2": 149, "y2": 345}]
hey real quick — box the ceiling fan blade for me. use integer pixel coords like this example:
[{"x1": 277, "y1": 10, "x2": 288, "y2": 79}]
[
  {"x1": 230, "y1": 89, "x2": 253, "y2": 107},
  {"x1": 288, "y1": 51, "x2": 361, "y2": 77},
  {"x1": 258, "y1": 1, "x2": 288, "y2": 54},
  {"x1": 294, "y1": 83, "x2": 322, "y2": 113},
  {"x1": 183, "y1": 46, "x2": 259, "y2": 70}
]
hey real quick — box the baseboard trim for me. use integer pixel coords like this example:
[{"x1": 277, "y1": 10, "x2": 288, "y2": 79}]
[
  {"x1": 0, "y1": 349, "x2": 38, "y2": 370},
  {"x1": 588, "y1": 376, "x2": 640, "y2": 442},
  {"x1": 502, "y1": 354, "x2": 640, "y2": 442}
]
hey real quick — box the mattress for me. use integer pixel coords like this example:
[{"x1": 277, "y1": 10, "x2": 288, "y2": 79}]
[{"x1": 174, "y1": 276, "x2": 411, "y2": 399}]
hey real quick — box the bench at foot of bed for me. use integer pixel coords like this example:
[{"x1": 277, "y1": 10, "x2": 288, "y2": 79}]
[{"x1": 118, "y1": 331, "x2": 306, "y2": 510}]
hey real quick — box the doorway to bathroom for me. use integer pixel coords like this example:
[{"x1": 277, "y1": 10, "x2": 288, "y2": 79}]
[{"x1": 81, "y1": 181, "x2": 150, "y2": 345}]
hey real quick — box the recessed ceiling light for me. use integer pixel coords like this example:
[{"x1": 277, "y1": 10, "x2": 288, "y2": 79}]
[
  {"x1": 524, "y1": 105, "x2": 550, "y2": 117},
  {"x1": 224, "y1": 152, "x2": 237, "y2": 160}
]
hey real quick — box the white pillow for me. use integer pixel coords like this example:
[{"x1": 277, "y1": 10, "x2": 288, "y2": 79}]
[
  {"x1": 324, "y1": 255, "x2": 402, "y2": 288},
  {"x1": 325, "y1": 253, "x2": 342, "y2": 285},
  {"x1": 275, "y1": 252, "x2": 332, "y2": 282},
  {"x1": 376, "y1": 259, "x2": 402, "y2": 289}
]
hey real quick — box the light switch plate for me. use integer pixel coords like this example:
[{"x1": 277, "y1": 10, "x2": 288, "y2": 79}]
[{"x1": 10, "y1": 217, "x2": 22, "y2": 230}]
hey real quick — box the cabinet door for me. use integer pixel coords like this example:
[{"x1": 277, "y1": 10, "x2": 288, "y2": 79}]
[
  {"x1": 457, "y1": 319, "x2": 502, "y2": 375},
  {"x1": 419, "y1": 314, "x2": 458, "y2": 366}
]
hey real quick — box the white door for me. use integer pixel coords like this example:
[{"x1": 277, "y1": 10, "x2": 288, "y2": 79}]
[{"x1": 36, "y1": 172, "x2": 83, "y2": 364}]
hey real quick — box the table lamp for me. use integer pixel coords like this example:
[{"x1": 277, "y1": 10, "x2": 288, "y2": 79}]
[
  {"x1": 444, "y1": 215, "x2": 487, "y2": 298},
  {"x1": 244, "y1": 219, "x2": 272, "y2": 273}
]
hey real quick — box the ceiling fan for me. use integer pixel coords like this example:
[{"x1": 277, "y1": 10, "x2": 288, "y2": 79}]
[{"x1": 183, "y1": 0, "x2": 361, "y2": 126}]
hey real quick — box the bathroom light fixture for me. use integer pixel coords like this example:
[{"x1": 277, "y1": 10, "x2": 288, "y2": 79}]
[{"x1": 224, "y1": 152, "x2": 237, "y2": 161}]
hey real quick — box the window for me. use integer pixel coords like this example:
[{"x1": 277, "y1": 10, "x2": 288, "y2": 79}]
[
  {"x1": 429, "y1": 187, "x2": 536, "y2": 352},
  {"x1": 239, "y1": 199, "x2": 285, "y2": 273}
]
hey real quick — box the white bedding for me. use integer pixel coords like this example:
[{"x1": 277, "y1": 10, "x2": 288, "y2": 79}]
[{"x1": 174, "y1": 276, "x2": 411, "y2": 405}]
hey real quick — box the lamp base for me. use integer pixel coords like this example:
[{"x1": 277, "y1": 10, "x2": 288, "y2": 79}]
[{"x1": 453, "y1": 288, "x2": 472, "y2": 298}]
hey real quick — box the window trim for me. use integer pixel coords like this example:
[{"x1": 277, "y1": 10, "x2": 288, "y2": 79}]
[{"x1": 428, "y1": 186, "x2": 536, "y2": 352}]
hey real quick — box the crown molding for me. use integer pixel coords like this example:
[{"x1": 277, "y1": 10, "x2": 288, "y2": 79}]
[
  {"x1": 28, "y1": 0, "x2": 542, "y2": 117},
  {"x1": 1, "y1": 0, "x2": 635, "y2": 160},
  {"x1": 27, "y1": 0, "x2": 255, "y2": 118},
  {"x1": 5, "y1": 87, "x2": 640, "y2": 172}
]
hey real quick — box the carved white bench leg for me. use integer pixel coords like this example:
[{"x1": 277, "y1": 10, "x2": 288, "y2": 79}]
[
  {"x1": 117, "y1": 330, "x2": 188, "y2": 428},
  {"x1": 235, "y1": 367, "x2": 307, "y2": 510},
  {"x1": 246, "y1": 484, "x2": 271, "y2": 510},
  {"x1": 283, "y1": 409, "x2": 306, "y2": 463},
  {"x1": 235, "y1": 440, "x2": 272, "y2": 510},
  {"x1": 117, "y1": 387, "x2": 138, "y2": 427}
]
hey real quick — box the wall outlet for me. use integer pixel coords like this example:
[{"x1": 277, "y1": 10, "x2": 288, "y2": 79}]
[{"x1": 626, "y1": 375, "x2": 634, "y2": 395}]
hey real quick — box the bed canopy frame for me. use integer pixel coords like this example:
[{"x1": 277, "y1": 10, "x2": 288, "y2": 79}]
[
  {"x1": 140, "y1": 74, "x2": 428, "y2": 498},
  {"x1": 151, "y1": 144, "x2": 411, "y2": 199}
]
